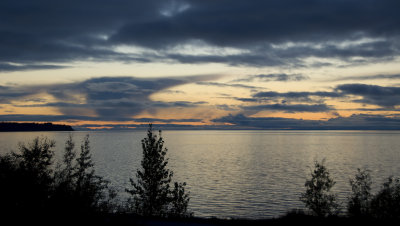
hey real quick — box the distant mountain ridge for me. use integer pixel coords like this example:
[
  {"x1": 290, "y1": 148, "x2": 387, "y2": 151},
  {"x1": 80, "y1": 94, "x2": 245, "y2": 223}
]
[{"x1": 0, "y1": 122, "x2": 74, "y2": 132}]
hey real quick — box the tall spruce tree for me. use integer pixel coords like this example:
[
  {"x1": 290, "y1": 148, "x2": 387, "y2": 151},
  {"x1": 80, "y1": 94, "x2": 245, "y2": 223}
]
[{"x1": 126, "y1": 124, "x2": 190, "y2": 217}]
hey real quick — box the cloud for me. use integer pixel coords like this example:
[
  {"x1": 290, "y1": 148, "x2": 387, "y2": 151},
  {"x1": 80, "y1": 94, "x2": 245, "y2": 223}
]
[
  {"x1": 235, "y1": 84, "x2": 400, "y2": 113},
  {"x1": 0, "y1": 114, "x2": 205, "y2": 130},
  {"x1": 245, "y1": 90, "x2": 343, "y2": 104},
  {"x1": 0, "y1": 63, "x2": 67, "y2": 72},
  {"x1": 0, "y1": 75, "x2": 216, "y2": 121},
  {"x1": 111, "y1": 1, "x2": 400, "y2": 48},
  {"x1": 233, "y1": 73, "x2": 309, "y2": 83},
  {"x1": 3, "y1": 113, "x2": 400, "y2": 130},
  {"x1": 212, "y1": 113, "x2": 400, "y2": 130},
  {"x1": 108, "y1": 0, "x2": 400, "y2": 66},
  {"x1": 196, "y1": 81, "x2": 262, "y2": 89},
  {"x1": 253, "y1": 91, "x2": 342, "y2": 99},
  {"x1": 336, "y1": 84, "x2": 400, "y2": 108},
  {"x1": 330, "y1": 73, "x2": 400, "y2": 82},
  {"x1": 1, "y1": 0, "x2": 400, "y2": 69},
  {"x1": 0, "y1": 85, "x2": 39, "y2": 104},
  {"x1": 242, "y1": 103, "x2": 332, "y2": 113}
]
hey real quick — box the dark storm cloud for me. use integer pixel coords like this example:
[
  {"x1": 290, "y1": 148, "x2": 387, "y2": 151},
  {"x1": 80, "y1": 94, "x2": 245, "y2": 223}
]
[
  {"x1": 336, "y1": 84, "x2": 400, "y2": 108},
  {"x1": 212, "y1": 113, "x2": 400, "y2": 130},
  {"x1": 0, "y1": 75, "x2": 215, "y2": 121},
  {"x1": 1, "y1": 0, "x2": 400, "y2": 69}
]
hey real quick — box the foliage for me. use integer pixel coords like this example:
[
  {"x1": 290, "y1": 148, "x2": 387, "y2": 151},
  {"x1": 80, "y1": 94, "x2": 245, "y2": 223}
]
[
  {"x1": 1, "y1": 137, "x2": 56, "y2": 214},
  {"x1": 347, "y1": 168, "x2": 372, "y2": 217},
  {"x1": 300, "y1": 160, "x2": 339, "y2": 217},
  {"x1": 0, "y1": 135, "x2": 115, "y2": 221},
  {"x1": 170, "y1": 182, "x2": 191, "y2": 217},
  {"x1": 370, "y1": 176, "x2": 400, "y2": 219},
  {"x1": 126, "y1": 124, "x2": 191, "y2": 217},
  {"x1": 53, "y1": 134, "x2": 115, "y2": 215}
]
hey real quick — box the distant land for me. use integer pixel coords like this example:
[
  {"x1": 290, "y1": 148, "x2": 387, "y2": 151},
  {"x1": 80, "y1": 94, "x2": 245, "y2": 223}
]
[{"x1": 0, "y1": 122, "x2": 74, "y2": 132}]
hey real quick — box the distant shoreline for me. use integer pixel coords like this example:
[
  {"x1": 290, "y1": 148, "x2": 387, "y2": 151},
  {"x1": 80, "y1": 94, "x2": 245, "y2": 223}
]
[{"x1": 0, "y1": 122, "x2": 74, "y2": 132}]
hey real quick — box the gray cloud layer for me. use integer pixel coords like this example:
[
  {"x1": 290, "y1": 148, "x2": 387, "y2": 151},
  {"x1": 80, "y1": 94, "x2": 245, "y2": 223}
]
[
  {"x1": 0, "y1": 75, "x2": 214, "y2": 121},
  {"x1": 1, "y1": 0, "x2": 400, "y2": 69},
  {"x1": 213, "y1": 114, "x2": 400, "y2": 130},
  {"x1": 248, "y1": 84, "x2": 400, "y2": 108},
  {"x1": 336, "y1": 84, "x2": 400, "y2": 108}
]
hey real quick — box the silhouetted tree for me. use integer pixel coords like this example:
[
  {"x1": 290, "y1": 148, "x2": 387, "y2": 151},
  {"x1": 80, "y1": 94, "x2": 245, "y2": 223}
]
[
  {"x1": 370, "y1": 176, "x2": 400, "y2": 219},
  {"x1": 53, "y1": 135, "x2": 76, "y2": 200},
  {"x1": 126, "y1": 124, "x2": 190, "y2": 217},
  {"x1": 52, "y1": 135, "x2": 114, "y2": 215},
  {"x1": 74, "y1": 135, "x2": 111, "y2": 213},
  {"x1": 0, "y1": 137, "x2": 56, "y2": 218},
  {"x1": 347, "y1": 168, "x2": 372, "y2": 217},
  {"x1": 0, "y1": 153, "x2": 22, "y2": 215},
  {"x1": 300, "y1": 160, "x2": 339, "y2": 217},
  {"x1": 16, "y1": 137, "x2": 56, "y2": 212}
]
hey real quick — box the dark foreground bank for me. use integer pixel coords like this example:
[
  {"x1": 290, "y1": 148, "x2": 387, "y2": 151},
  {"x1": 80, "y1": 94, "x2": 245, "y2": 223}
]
[
  {"x1": 89, "y1": 214, "x2": 400, "y2": 226},
  {"x1": 5, "y1": 212, "x2": 400, "y2": 226},
  {"x1": 0, "y1": 122, "x2": 74, "y2": 131}
]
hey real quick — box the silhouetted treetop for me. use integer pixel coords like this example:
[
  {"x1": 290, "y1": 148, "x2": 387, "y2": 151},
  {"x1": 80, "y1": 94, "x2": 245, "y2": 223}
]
[{"x1": 126, "y1": 124, "x2": 191, "y2": 217}]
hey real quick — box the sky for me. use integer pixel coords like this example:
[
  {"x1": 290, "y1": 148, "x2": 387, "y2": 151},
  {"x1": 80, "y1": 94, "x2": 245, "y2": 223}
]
[{"x1": 1, "y1": 0, "x2": 400, "y2": 130}]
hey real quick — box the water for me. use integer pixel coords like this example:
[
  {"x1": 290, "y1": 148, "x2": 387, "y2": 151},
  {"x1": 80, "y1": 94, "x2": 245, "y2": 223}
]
[{"x1": 1, "y1": 130, "x2": 400, "y2": 219}]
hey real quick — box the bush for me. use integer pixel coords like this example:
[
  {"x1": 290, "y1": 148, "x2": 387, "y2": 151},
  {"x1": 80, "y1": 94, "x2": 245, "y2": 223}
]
[{"x1": 300, "y1": 160, "x2": 339, "y2": 217}]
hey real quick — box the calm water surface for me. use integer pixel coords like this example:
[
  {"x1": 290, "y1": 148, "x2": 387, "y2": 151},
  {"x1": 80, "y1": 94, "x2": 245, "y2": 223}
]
[{"x1": 1, "y1": 130, "x2": 400, "y2": 219}]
